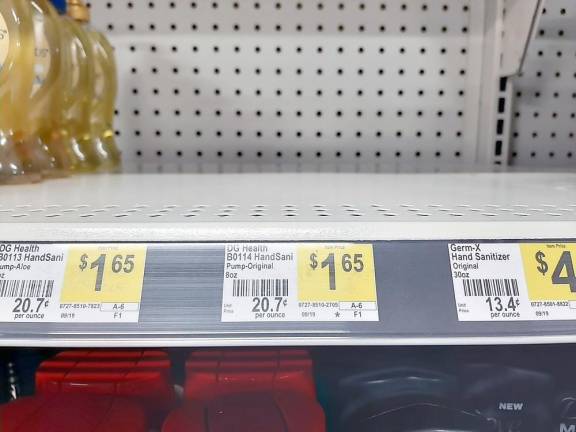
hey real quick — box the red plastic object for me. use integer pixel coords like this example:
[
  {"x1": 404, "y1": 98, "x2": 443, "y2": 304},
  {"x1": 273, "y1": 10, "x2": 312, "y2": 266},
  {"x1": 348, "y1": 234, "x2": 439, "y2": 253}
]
[
  {"x1": 163, "y1": 349, "x2": 325, "y2": 432},
  {"x1": 163, "y1": 391, "x2": 326, "y2": 432},
  {"x1": 0, "y1": 394, "x2": 148, "y2": 432},
  {"x1": 184, "y1": 349, "x2": 317, "y2": 400},
  {"x1": 35, "y1": 349, "x2": 175, "y2": 417}
]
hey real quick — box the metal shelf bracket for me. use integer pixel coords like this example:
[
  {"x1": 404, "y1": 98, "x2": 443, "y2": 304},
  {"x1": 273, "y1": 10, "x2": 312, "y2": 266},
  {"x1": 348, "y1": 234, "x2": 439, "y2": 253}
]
[{"x1": 501, "y1": 0, "x2": 545, "y2": 77}]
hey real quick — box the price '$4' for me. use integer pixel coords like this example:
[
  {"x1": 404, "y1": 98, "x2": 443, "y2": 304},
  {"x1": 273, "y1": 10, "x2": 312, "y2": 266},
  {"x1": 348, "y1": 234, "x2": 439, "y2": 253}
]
[{"x1": 534, "y1": 249, "x2": 576, "y2": 292}]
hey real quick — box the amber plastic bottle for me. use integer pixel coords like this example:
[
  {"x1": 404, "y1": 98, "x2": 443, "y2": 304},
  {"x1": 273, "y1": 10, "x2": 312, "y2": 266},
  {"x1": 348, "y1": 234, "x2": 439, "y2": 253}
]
[
  {"x1": 20, "y1": 0, "x2": 62, "y2": 178},
  {"x1": 68, "y1": 0, "x2": 121, "y2": 172},
  {"x1": 60, "y1": 2, "x2": 100, "y2": 172},
  {"x1": 39, "y1": 0, "x2": 79, "y2": 174},
  {"x1": 90, "y1": 27, "x2": 121, "y2": 170},
  {"x1": 0, "y1": 0, "x2": 42, "y2": 184}
]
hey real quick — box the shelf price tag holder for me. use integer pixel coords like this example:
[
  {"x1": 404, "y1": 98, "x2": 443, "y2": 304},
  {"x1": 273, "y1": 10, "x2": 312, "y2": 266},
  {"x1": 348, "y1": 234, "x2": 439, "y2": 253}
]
[
  {"x1": 221, "y1": 243, "x2": 379, "y2": 322},
  {"x1": 450, "y1": 241, "x2": 576, "y2": 321},
  {"x1": 0, "y1": 243, "x2": 147, "y2": 323},
  {"x1": 60, "y1": 245, "x2": 147, "y2": 321}
]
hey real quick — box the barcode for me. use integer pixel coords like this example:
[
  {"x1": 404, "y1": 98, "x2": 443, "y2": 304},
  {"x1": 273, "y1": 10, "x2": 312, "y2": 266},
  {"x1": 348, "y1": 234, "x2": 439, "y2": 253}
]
[
  {"x1": 232, "y1": 279, "x2": 289, "y2": 297},
  {"x1": 462, "y1": 278, "x2": 519, "y2": 297},
  {"x1": 0, "y1": 280, "x2": 54, "y2": 298}
]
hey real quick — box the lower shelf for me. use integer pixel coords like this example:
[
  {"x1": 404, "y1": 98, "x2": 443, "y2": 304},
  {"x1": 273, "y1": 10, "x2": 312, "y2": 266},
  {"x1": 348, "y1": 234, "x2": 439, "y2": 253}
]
[{"x1": 2, "y1": 345, "x2": 576, "y2": 432}]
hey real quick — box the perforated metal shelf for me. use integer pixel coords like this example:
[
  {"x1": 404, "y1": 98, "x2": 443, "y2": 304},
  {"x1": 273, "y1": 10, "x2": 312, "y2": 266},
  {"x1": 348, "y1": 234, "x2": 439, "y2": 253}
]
[
  {"x1": 511, "y1": 0, "x2": 576, "y2": 167},
  {"x1": 0, "y1": 172, "x2": 574, "y2": 241},
  {"x1": 87, "y1": 0, "x2": 486, "y2": 170}
]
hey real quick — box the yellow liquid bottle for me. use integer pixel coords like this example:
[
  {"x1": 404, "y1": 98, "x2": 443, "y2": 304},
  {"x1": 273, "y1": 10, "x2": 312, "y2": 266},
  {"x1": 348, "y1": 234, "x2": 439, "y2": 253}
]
[
  {"x1": 65, "y1": 0, "x2": 119, "y2": 172},
  {"x1": 89, "y1": 28, "x2": 121, "y2": 171},
  {"x1": 67, "y1": 0, "x2": 121, "y2": 172},
  {"x1": 19, "y1": 0, "x2": 61, "y2": 178},
  {"x1": 0, "y1": 0, "x2": 42, "y2": 184},
  {"x1": 35, "y1": 0, "x2": 79, "y2": 174},
  {"x1": 60, "y1": 8, "x2": 100, "y2": 171}
]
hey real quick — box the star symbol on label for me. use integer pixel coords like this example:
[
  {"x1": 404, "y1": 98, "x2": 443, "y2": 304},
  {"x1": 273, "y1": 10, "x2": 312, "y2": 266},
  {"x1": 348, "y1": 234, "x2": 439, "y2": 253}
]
[{"x1": 335, "y1": 311, "x2": 341, "y2": 318}]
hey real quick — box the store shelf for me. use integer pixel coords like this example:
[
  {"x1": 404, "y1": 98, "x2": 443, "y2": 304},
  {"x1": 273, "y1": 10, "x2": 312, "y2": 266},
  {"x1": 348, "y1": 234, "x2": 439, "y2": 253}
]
[
  {"x1": 0, "y1": 172, "x2": 574, "y2": 347},
  {"x1": 0, "y1": 172, "x2": 575, "y2": 241}
]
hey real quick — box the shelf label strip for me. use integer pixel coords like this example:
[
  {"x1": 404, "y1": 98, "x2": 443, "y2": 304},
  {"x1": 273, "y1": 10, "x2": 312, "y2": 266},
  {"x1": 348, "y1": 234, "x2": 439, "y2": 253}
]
[{"x1": 2, "y1": 240, "x2": 576, "y2": 326}]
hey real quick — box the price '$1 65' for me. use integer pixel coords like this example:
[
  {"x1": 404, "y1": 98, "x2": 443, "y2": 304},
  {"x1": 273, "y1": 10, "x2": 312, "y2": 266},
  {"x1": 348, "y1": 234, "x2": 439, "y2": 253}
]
[
  {"x1": 61, "y1": 246, "x2": 147, "y2": 304},
  {"x1": 308, "y1": 251, "x2": 365, "y2": 291},
  {"x1": 298, "y1": 244, "x2": 377, "y2": 303},
  {"x1": 78, "y1": 253, "x2": 136, "y2": 292}
]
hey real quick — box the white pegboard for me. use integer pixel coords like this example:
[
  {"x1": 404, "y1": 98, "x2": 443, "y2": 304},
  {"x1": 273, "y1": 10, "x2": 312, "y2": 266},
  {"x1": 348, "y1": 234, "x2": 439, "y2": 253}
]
[
  {"x1": 87, "y1": 0, "x2": 488, "y2": 171},
  {"x1": 511, "y1": 0, "x2": 576, "y2": 168}
]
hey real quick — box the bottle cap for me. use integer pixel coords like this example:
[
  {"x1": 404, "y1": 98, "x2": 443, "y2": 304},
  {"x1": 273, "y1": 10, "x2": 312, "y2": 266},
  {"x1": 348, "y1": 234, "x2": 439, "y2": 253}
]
[
  {"x1": 50, "y1": 0, "x2": 67, "y2": 14},
  {"x1": 66, "y1": 0, "x2": 90, "y2": 22}
]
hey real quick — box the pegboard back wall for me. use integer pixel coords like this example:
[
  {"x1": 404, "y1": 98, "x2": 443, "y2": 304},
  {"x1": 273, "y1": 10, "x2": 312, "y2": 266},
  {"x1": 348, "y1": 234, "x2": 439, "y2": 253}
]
[
  {"x1": 511, "y1": 0, "x2": 576, "y2": 168},
  {"x1": 88, "y1": 0, "x2": 484, "y2": 171}
]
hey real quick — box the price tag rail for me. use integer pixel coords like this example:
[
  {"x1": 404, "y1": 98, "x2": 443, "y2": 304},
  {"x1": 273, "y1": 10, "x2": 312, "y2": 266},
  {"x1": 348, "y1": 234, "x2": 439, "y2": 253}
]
[{"x1": 0, "y1": 173, "x2": 575, "y2": 347}]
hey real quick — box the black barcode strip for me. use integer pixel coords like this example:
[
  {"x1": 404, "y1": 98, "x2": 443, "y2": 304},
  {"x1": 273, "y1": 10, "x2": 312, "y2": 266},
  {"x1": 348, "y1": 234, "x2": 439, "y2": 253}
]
[
  {"x1": 0, "y1": 280, "x2": 54, "y2": 298},
  {"x1": 462, "y1": 278, "x2": 519, "y2": 297},
  {"x1": 232, "y1": 279, "x2": 289, "y2": 297}
]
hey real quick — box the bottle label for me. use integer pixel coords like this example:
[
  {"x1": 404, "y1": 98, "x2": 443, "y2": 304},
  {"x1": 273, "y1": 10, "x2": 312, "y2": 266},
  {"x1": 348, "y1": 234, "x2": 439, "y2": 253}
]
[
  {"x1": 0, "y1": 13, "x2": 9, "y2": 70},
  {"x1": 32, "y1": 8, "x2": 51, "y2": 94}
]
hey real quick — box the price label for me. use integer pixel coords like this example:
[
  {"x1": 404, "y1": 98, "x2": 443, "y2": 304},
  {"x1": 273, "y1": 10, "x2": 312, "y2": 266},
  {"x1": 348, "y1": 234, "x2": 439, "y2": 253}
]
[
  {"x1": 0, "y1": 243, "x2": 148, "y2": 323},
  {"x1": 61, "y1": 245, "x2": 147, "y2": 304},
  {"x1": 298, "y1": 244, "x2": 377, "y2": 302},
  {"x1": 521, "y1": 243, "x2": 576, "y2": 301},
  {"x1": 450, "y1": 242, "x2": 576, "y2": 321},
  {"x1": 221, "y1": 243, "x2": 379, "y2": 322}
]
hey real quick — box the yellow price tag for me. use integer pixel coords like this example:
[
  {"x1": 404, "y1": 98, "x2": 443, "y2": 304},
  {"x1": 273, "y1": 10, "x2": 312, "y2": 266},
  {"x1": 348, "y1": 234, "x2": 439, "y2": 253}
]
[
  {"x1": 297, "y1": 244, "x2": 377, "y2": 302},
  {"x1": 61, "y1": 245, "x2": 147, "y2": 303},
  {"x1": 521, "y1": 243, "x2": 576, "y2": 301}
]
